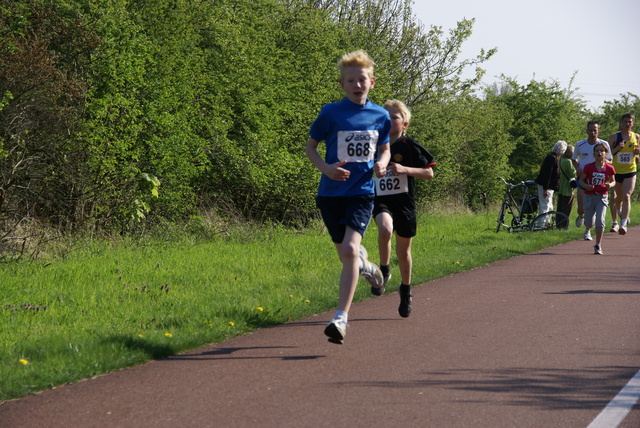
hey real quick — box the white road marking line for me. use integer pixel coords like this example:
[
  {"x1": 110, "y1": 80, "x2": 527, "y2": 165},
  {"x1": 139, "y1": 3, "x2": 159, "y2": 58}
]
[{"x1": 587, "y1": 369, "x2": 640, "y2": 428}]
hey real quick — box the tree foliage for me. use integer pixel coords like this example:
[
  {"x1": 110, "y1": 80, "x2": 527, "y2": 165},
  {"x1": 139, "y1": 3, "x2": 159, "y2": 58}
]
[
  {"x1": 409, "y1": 94, "x2": 513, "y2": 209},
  {"x1": 591, "y1": 93, "x2": 640, "y2": 137},
  {"x1": 307, "y1": 0, "x2": 495, "y2": 105},
  {"x1": 0, "y1": 1, "x2": 99, "y2": 227},
  {"x1": 486, "y1": 77, "x2": 586, "y2": 183},
  {"x1": 0, "y1": 0, "x2": 635, "y2": 237}
]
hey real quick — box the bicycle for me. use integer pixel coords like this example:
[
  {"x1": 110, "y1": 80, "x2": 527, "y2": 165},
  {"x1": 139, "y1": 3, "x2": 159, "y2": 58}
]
[{"x1": 496, "y1": 177, "x2": 569, "y2": 232}]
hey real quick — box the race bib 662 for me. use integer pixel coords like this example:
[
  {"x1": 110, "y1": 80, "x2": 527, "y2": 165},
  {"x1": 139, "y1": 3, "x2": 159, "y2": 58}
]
[{"x1": 375, "y1": 170, "x2": 408, "y2": 196}]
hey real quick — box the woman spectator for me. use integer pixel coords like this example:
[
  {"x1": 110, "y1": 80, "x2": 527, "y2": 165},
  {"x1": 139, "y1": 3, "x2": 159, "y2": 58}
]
[{"x1": 557, "y1": 144, "x2": 576, "y2": 229}]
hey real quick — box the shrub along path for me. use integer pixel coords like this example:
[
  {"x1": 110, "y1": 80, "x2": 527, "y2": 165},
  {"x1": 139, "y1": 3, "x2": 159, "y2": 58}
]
[{"x1": 2, "y1": 228, "x2": 639, "y2": 427}]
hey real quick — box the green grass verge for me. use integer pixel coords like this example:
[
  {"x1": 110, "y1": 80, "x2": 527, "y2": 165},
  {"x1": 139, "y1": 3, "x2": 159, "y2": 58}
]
[{"x1": 0, "y1": 207, "x2": 625, "y2": 401}]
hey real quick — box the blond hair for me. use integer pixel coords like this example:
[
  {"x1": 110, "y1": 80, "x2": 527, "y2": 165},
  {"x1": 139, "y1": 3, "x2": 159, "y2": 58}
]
[
  {"x1": 338, "y1": 50, "x2": 375, "y2": 77},
  {"x1": 562, "y1": 144, "x2": 574, "y2": 159},
  {"x1": 383, "y1": 99, "x2": 412, "y2": 130}
]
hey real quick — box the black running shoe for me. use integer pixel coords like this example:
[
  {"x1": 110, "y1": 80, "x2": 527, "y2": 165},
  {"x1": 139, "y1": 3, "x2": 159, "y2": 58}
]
[
  {"x1": 383, "y1": 271, "x2": 391, "y2": 284},
  {"x1": 372, "y1": 271, "x2": 391, "y2": 296},
  {"x1": 398, "y1": 284, "x2": 412, "y2": 318},
  {"x1": 371, "y1": 284, "x2": 384, "y2": 296}
]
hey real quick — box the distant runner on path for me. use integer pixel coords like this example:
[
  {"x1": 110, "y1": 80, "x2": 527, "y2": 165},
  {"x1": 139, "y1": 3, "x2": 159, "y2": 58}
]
[
  {"x1": 572, "y1": 120, "x2": 612, "y2": 239},
  {"x1": 608, "y1": 112, "x2": 640, "y2": 235}
]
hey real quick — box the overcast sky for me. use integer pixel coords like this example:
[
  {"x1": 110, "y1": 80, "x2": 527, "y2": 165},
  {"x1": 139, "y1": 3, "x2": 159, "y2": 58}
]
[{"x1": 412, "y1": 0, "x2": 640, "y2": 110}]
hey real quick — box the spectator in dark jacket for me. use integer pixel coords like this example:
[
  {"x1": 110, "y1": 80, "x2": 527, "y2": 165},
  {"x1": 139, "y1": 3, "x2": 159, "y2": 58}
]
[{"x1": 534, "y1": 140, "x2": 567, "y2": 223}]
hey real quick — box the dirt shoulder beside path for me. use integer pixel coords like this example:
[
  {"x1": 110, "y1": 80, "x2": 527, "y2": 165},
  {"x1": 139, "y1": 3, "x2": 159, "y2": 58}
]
[{"x1": 2, "y1": 228, "x2": 639, "y2": 427}]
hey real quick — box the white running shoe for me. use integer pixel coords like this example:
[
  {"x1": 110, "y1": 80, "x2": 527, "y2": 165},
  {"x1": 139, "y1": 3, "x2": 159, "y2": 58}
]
[
  {"x1": 358, "y1": 244, "x2": 368, "y2": 261},
  {"x1": 584, "y1": 229, "x2": 592, "y2": 241},
  {"x1": 619, "y1": 219, "x2": 628, "y2": 235},
  {"x1": 371, "y1": 271, "x2": 389, "y2": 296},
  {"x1": 594, "y1": 244, "x2": 603, "y2": 255},
  {"x1": 610, "y1": 222, "x2": 619, "y2": 233},
  {"x1": 359, "y1": 245, "x2": 384, "y2": 290},
  {"x1": 324, "y1": 316, "x2": 347, "y2": 344},
  {"x1": 575, "y1": 215, "x2": 584, "y2": 228}
]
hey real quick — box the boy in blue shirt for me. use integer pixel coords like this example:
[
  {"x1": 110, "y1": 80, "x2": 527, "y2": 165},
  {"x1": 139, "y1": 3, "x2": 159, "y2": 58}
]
[{"x1": 305, "y1": 50, "x2": 391, "y2": 344}]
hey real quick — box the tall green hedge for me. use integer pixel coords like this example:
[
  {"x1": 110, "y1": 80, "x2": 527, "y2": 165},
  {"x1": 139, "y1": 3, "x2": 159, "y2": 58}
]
[{"x1": 0, "y1": 0, "x2": 633, "y2": 233}]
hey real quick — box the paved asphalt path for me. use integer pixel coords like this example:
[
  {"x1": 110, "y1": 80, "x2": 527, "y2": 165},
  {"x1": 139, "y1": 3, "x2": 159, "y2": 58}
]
[{"x1": 2, "y1": 228, "x2": 639, "y2": 427}]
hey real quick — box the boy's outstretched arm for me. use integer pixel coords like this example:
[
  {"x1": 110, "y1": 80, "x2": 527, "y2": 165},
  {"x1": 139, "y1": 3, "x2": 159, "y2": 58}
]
[
  {"x1": 374, "y1": 143, "x2": 390, "y2": 178},
  {"x1": 305, "y1": 138, "x2": 350, "y2": 181},
  {"x1": 388, "y1": 163, "x2": 434, "y2": 180}
]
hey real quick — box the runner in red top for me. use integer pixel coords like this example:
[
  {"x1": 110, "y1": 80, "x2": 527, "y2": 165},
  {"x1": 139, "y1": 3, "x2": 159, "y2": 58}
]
[{"x1": 578, "y1": 142, "x2": 616, "y2": 254}]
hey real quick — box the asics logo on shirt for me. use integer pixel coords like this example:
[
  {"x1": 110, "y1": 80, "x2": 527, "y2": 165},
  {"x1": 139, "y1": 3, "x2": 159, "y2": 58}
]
[{"x1": 344, "y1": 133, "x2": 372, "y2": 142}]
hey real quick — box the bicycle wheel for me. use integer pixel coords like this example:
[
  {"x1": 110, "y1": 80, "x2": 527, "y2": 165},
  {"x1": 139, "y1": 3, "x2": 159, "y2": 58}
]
[{"x1": 530, "y1": 211, "x2": 569, "y2": 231}]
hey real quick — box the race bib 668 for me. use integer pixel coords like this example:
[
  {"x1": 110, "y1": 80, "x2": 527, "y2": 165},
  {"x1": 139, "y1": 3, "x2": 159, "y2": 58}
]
[{"x1": 337, "y1": 130, "x2": 378, "y2": 162}]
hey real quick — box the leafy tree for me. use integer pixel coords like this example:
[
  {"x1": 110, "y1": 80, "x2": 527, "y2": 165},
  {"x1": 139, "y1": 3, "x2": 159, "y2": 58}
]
[
  {"x1": 487, "y1": 77, "x2": 586, "y2": 183},
  {"x1": 591, "y1": 92, "x2": 639, "y2": 137},
  {"x1": 591, "y1": 93, "x2": 639, "y2": 200},
  {"x1": 198, "y1": 0, "x2": 347, "y2": 224},
  {"x1": 61, "y1": 0, "x2": 212, "y2": 229},
  {"x1": 123, "y1": 0, "x2": 211, "y2": 223},
  {"x1": 0, "y1": 1, "x2": 99, "y2": 228},
  {"x1": 306, "y1": 0, "x2": 496, "y2": 105},
  {"x1": 409, "y1": 94, "x2": 513, "y2": 209},
  {"x1": 3, "y1": 0, "x2": 636, "y2": 237}
]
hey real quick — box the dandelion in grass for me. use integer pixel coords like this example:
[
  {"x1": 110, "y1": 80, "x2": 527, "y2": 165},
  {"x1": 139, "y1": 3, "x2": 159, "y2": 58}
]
[
  {"x1": 165, "y1": 333, "x2": 172, "y2": 338},
  {"x1": 229, "y1": 321, "x2": 235, "y2": 326},
  {"x1": 305, "y1": 299, "x2": 310, "y2": 303},
  {"x1": 256, "y1": 307, "x2": 264, "y2": 312},
  {"x1": 289, "y1": 294, "x2": 294, "y2": 298},
  {"x1": 19, "y1": 359, "x2": 28, "y2": 365},
  {"x1": 138, "y1": 334, "x2": 144, "y2": 338}
]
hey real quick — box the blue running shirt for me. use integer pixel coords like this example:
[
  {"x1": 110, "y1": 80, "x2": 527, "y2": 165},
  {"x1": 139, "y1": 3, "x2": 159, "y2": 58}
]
[{"x1": 309, "y1": 98, "x2": 391, "y2": 197}]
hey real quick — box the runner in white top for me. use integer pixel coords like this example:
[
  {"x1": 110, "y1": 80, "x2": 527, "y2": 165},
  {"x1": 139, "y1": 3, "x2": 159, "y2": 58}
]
[{"x1": 572, "y1": 121, "x2": 612, "y2": 233}]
